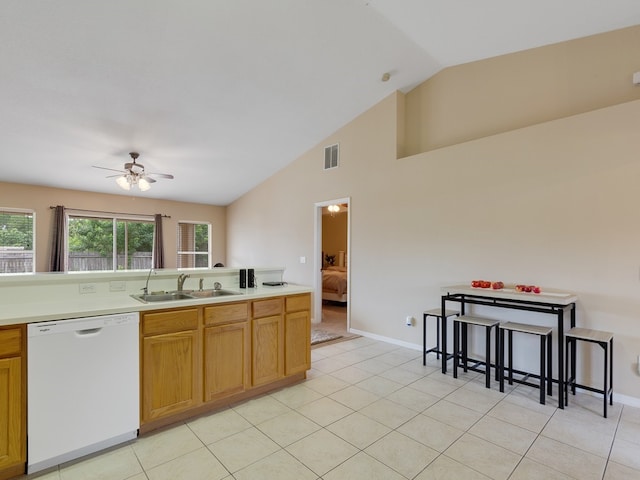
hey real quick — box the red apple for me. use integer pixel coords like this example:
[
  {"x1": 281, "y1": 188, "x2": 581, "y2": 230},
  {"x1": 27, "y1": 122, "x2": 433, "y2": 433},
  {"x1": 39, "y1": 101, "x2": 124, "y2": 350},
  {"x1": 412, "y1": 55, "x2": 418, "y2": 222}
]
[
  {"x1": 533, "y1": 286, "x2": 541, "y2": 294},
  {"x1": 523, "y1": 286, "x2": 532, "y2": 292}
]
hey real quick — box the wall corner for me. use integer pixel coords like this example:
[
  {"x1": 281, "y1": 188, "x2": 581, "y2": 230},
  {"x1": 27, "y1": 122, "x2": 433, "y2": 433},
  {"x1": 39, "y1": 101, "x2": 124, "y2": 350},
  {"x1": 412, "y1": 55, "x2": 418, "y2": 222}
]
[{"x1": 395, "y1": 90, "x2": 406, "y2": 159}]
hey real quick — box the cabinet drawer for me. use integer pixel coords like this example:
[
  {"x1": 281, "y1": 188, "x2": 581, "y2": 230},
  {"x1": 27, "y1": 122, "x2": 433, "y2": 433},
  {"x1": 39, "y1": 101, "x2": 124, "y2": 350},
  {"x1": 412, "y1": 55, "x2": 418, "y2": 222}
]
[
  {"x1": 0, "y1": 327, "x2": 22, "y2": 358},
  {"x1": 204, "y1": 302, "x2": 249, "y2": 326},
  {"x1": 286, "y1": 294, "x2": 311, "y2": 313},
  {"x1": 252, "y1": 298, "x2": 283, "y2": 318},
  {"x1": 142, "y1": 308, "x2": 199, "y2": 336}
]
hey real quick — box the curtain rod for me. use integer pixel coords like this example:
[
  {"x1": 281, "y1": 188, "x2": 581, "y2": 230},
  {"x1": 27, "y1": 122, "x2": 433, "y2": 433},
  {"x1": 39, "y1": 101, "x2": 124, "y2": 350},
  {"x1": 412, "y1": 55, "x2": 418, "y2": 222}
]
[{"x1": 49, "y1": 206, "x2": 170, "y2": 218}]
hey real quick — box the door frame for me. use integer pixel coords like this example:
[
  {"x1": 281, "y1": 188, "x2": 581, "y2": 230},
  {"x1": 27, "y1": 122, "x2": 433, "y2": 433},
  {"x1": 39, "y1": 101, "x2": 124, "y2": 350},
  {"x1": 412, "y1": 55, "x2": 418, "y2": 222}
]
[{"x1": 313, "y1": 197, "x2": 351, "y2": 328}]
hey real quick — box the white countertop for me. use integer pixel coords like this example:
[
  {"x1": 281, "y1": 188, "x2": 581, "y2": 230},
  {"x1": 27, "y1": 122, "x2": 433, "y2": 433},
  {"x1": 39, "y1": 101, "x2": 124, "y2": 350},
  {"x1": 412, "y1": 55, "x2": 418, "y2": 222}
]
[
  {"x1": 0, "y1": 284, "x2": 313, "y2": 326},
  {"x1": 441, "y1": 284, "x2": 577, "y2": 306}
]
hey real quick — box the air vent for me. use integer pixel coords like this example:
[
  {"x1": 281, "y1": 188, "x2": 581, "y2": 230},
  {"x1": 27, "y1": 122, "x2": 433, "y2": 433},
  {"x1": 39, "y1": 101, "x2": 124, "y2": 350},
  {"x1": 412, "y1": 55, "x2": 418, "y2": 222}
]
[{"x1": 324, "y1": 143, "x2": 339, "y2": 170}]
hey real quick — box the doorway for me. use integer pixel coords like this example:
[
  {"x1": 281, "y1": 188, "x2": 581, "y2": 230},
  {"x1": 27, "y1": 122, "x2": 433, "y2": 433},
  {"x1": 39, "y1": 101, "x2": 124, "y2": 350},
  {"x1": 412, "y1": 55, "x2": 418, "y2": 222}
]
[{"x1": 314, "y1": 198, "x2": 350, "y2": 337}]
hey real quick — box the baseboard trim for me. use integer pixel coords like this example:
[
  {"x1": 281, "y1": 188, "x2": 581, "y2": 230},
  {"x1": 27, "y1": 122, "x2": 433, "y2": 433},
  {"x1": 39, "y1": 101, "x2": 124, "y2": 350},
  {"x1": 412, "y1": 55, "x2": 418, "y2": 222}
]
[{"x1": 349, "y1": 328, "x2": 422, "y2": 351}]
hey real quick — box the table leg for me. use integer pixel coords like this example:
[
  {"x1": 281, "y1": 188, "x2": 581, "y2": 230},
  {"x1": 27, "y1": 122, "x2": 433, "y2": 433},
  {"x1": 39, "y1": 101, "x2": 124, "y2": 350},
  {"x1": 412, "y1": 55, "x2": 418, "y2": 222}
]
[
  {"x1": 436, "y1": 316, "x2": 441, "y2": 360},
  {"x1": 422, "y1": 313, "x2": 427, "y2": 366},
  {"x1": 441, "y1": 296, "x2": 447, "y2": 374},
  {"x1": 557, "y1": 307, "x2": 565, "y2": 408}
]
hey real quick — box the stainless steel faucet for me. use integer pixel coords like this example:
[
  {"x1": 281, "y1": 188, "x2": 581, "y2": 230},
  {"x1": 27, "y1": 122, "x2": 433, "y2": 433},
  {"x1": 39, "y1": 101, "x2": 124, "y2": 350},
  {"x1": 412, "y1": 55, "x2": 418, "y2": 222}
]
[
  {"x1": 177, "y1": 273, "x2": 190, "y2": 291},
  {"x1": 142, "y1": 266, "x2": 154, "y2": 295}
]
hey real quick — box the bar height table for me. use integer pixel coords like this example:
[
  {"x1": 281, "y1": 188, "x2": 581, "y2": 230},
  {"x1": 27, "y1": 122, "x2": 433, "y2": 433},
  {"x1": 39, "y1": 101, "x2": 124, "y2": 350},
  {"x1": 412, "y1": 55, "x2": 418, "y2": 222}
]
[{"x1": 441, "y1": 285, "x2": 576, "y2": 408}]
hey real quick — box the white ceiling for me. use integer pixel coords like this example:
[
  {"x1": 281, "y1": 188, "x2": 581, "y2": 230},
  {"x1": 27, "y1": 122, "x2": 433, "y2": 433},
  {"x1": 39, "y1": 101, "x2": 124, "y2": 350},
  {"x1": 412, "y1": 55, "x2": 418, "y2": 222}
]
[{"x1": 2, "y1": 1, "x2": 639, "y2": 205}]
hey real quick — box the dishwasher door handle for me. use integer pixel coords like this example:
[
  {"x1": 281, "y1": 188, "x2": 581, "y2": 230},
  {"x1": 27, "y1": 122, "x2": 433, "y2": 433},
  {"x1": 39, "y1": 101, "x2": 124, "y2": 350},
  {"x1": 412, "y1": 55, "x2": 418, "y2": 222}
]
[{"x1": 75, "y1": 327, "x2": 103, "y2": 337}]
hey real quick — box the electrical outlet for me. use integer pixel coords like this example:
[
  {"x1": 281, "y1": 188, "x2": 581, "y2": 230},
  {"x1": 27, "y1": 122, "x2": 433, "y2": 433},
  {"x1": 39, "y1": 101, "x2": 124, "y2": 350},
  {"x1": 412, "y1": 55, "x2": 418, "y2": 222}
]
[
  {"x1": 79, "y1": 283, "x2": 97, "y2": 294},
  {"x1": 109, "y1": 281, "x2": 126, "y2": 292},
  {"x1": 405, "y1": 316, "x2": 414, "y2": 326}
]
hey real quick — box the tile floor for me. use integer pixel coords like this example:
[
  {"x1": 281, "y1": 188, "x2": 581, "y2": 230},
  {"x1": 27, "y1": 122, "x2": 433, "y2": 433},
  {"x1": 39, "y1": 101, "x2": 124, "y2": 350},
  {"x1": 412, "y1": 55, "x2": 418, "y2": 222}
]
[
  {"x1": 319, "y1": 302, "x2": 353, "y2": 339},
  {"x1": 21, "y1": 336, "x2": 640, "y2": 480}
]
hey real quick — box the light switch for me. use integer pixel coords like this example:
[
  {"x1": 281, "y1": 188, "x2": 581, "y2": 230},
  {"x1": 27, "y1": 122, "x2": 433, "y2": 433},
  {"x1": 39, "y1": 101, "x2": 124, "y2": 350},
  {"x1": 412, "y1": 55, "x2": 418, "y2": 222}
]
[{"x1": 299, "y1": 256, "x2": 306, "y2": 264}]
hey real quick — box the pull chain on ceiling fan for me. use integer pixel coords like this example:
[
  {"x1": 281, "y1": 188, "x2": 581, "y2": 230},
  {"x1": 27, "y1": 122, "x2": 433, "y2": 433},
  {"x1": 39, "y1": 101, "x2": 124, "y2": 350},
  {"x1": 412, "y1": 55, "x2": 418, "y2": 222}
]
[{"x1": 93, "y1": 152, "x2": 174, "y2": 191}]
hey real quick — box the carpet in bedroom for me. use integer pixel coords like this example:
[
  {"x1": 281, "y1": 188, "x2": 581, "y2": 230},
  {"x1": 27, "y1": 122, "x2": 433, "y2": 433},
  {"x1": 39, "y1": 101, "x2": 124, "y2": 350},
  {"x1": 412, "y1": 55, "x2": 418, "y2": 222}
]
[{"x1": 311, "y1": 303, "x2": 359, "y2": 346}]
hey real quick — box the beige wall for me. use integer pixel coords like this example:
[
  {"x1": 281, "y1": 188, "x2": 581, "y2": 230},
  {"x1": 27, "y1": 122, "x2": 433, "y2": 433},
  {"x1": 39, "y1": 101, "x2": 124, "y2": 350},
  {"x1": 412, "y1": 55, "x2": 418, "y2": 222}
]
[
  {"x1": 227, "y1": 29, "x2": 640, "y2": 400},
  {"x1": 322, "y1": 211, "x2": 347, "y2": 263},
  {"x1": 404, "y1": 25, "x2": 640, "y2": 155},
  {"x1": 0, "y1": 182, "x2": 227, "y2": 271}
]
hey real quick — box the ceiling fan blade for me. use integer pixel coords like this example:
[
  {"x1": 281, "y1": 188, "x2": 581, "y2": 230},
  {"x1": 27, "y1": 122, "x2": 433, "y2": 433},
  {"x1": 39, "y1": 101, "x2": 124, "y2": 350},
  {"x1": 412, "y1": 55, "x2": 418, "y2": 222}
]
[
  {"x1": 93, "y1": 165, "x2": 126, "y2": 174},
  {"x1": 147, "y1": 172, "x2": 174, "y2": 179},
  {"x1": 142, "y1": 175, "x2": 157, "y2": 183},
  {"x1": 124, "y1": 162, "x2": 144, "y2": 171}
]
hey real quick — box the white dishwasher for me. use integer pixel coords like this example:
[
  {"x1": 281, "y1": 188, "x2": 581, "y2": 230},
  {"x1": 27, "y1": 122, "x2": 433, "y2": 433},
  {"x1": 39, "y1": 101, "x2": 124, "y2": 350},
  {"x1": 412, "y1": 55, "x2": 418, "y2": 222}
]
[{"x1": 27, "y1": 312, "x2": 139, "y2": 474}]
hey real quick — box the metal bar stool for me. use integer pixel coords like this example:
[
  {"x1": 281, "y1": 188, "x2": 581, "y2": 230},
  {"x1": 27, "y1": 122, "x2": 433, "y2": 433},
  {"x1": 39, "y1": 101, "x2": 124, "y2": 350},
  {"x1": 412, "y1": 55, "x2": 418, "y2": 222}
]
[
  {"x1": 422, "y1": 308, "x2": 459, "y2": 365},
  {"x1": 499, "y1": 322, "x2": 553, "y2": 405},
  {"x1": 564, "y1": 327, "x2": 613, "y2": 418},
  {"x1": 453, "y1": 315, "x2": 499, "y2": 388}
]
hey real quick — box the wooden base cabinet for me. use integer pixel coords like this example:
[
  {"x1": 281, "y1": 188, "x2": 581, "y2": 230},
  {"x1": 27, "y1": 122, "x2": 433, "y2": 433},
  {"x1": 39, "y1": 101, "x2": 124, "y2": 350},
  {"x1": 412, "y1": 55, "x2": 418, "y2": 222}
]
[
  {"x1": 141, "y1": 308, "x2": 202, "y2": 424},
  {"x1": 285, "y1": 294, "x2": 311, "y2": 375},
  {"x1": 140, "y1": 293, "x2": 310, "y2": 430},
  {"x1": 203, "y1": 302, "x2": 251, "y2": 401},
  {"x1": 0, "y1": 326, "x2": 26, "y2": 480},
  {"x1": 251, "y1": 298, "x2": 284, "y2": 386}
]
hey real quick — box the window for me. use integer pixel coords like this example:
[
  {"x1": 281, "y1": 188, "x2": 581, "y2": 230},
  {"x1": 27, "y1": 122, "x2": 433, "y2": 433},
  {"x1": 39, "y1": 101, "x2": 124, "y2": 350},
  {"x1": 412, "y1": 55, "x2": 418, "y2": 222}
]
[
  {"x1": 0, "y1": 208, "x2": 35, "y2": 273},
  {"x1": 177, "y1": 221, "x2": 211, "y2": 268},
  {"x1": 67, "y1": 213, "x2": 155, "y2": 271}
]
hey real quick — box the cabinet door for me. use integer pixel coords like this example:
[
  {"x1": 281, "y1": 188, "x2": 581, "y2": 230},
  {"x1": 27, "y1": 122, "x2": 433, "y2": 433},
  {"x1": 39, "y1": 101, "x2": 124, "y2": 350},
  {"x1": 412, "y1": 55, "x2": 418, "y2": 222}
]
[
  {"x1": 141, "y1": 330, "x2": 201, "y2": 423},
  {"x1": 252, "y1": 315, "x2": 284, "y2": 386},
  {"x1": 285, "y1": 310, "x2": 310, "y2": 376},
  {"x1": 204, "y1": 322, "x2": 250, "y2": 401},
  {"x1": 0, "y1": 356, "x2": 23, "y2": 470}
]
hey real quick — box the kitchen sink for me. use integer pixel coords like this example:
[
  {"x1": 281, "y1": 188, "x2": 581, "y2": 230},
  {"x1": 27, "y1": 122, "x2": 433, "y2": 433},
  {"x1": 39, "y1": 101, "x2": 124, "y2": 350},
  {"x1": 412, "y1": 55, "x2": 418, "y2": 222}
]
[
  {"x1": 131, "y1": 289, "x2": 241, "y2": 303},
  {"x1": 131, "y1": 292, "x2": 196, "y2": 303},
  {"x1": 189, "y1": 289, "x2": 241, "y2": 298}
]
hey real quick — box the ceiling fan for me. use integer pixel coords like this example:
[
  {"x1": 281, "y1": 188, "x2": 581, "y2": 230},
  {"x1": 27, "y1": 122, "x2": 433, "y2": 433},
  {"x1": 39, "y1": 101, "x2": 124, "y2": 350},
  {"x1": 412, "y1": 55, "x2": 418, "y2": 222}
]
[{"x1": 93, "y1": 152, "x2": 174, "y2": 191}]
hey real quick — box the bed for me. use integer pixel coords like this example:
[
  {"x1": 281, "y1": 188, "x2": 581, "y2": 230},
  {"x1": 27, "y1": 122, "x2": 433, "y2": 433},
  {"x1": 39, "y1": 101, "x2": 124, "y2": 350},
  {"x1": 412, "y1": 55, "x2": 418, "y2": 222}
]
[{"x1": 322, "y1": 266, "x2": 347, "y2": 303}]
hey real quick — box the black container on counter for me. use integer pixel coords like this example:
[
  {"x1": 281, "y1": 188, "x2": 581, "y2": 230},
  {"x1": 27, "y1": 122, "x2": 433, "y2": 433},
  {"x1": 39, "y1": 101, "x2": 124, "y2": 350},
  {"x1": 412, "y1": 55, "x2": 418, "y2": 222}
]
[
  {"x1": 239, "y1": 268, "x2": 247, "y2": 288},
  {"x1": 248, "y1": 268, "x2": 255, "y2": 288}
]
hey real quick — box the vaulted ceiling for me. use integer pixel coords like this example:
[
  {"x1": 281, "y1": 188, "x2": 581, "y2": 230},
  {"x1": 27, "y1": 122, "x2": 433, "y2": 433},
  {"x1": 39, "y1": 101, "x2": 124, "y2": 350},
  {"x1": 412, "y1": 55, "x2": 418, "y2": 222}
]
[{"x1": 2, "y1": 1, "x2": 639, "y2": 205}]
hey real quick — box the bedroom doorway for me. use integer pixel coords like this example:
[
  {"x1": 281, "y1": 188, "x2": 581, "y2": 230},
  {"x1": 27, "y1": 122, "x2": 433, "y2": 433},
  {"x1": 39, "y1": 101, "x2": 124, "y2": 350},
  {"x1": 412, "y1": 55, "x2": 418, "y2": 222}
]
[{"x1": 314, "y1": 197, "x2": 350, "y2": 339}]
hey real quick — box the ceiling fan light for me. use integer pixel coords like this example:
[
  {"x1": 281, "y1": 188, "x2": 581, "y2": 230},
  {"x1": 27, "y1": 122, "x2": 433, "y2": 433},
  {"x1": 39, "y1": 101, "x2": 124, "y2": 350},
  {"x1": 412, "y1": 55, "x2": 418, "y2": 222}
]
[
  {"x1": 116, "y1": 175, "x2": 131, "y2": 190},
  {"x1": 138, "y1": 177, "x2": 151, "y2": 191}
]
